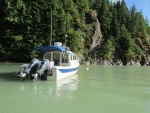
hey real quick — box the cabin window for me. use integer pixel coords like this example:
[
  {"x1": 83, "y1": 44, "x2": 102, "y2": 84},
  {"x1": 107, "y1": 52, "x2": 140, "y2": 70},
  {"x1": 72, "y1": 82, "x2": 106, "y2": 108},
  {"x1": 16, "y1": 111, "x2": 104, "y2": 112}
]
[
  {"x1": 74, "y1": 55, "x2": 76, "y2": 60},
  {"x1": 73, "y1": 55, "x2": 77, "y2": 60},
  {"x1": 53, "y1": 53, "x2": 60, "y2": 66},
  {"x1": 75, "y1": 56, "x2": 77, "y2": 60},
  {"x1": 71, "y1": 55, "x2": 73, "y2": 60},
  {"x1": 62, "y1": 54, "x2": 68, "y2": 63},
  {"x1": 44, "y1": 53, "x2": 51, "y2": 61},
  {"x1": 76, "y1": 56, "x2": 78, "y2": 60}
]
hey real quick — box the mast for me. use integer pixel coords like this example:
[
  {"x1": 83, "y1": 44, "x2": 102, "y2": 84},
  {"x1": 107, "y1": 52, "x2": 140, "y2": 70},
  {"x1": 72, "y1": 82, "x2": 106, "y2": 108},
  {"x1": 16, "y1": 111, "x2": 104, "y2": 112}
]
[{"x1": 50, "y1": 8, "x2": 52, "y2": 45}]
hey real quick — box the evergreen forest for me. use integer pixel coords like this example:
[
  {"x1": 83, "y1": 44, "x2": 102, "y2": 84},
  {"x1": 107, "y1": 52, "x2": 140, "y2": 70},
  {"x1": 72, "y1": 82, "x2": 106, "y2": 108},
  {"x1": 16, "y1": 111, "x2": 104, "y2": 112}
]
[{"x1": 0, "y1": 0, "x2": 150, "y2": 65}]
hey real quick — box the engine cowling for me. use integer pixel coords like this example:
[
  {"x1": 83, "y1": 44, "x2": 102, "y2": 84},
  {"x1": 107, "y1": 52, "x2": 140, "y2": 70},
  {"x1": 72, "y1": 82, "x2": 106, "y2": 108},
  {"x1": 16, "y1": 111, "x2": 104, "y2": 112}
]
[
  {"x1": 38, "y1": 59, "x2": 50, "y2": 80},
  {"x1": 25, "y1": 58, "x2": 40, "y2": 80}
]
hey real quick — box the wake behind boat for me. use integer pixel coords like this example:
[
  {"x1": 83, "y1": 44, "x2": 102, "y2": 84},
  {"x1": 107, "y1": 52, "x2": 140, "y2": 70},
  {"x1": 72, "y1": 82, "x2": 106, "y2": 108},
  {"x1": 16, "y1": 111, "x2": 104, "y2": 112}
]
[{"x1": 16, "y1": 42, "x2": 80, "y2": 81}]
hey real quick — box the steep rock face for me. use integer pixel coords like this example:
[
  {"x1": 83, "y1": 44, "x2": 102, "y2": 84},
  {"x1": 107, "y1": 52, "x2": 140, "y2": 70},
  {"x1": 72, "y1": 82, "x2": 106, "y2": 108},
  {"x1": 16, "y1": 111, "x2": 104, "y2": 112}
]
[
  {"x1": 85, "y1": 11, "x2": 149, "y2": 66},
  {"x1": 126, "y1": 59, "x2": 141, "y2": 66},
  {"x1": 90, "y1": 11, "x2": 103, "y2": 49},
  {"x1": 140, "y1": 53, "x2": 150, "y2": 66},
  {"x1": 145, "y1": 55, "x2": 150, "y2": 66}
]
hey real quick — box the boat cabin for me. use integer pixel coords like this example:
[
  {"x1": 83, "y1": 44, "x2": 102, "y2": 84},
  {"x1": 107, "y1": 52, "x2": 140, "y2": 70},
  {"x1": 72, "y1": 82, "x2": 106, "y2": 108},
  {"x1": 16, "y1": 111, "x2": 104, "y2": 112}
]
[
  {"x1": 43, "y1": 51, "x2": 78, "y2": 66},
  {"x1": 33, "y1": 42, "x2": 79, "y2": 67}
]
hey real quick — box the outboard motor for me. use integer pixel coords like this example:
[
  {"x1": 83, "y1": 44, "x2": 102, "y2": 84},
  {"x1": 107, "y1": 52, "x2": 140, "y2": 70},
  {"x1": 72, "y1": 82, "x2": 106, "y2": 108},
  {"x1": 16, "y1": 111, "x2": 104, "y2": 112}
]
[
  {"x1": 25, "y1": 58, "x2": 40, "y2": 81},
  {"x1": 16, "y1": 64, "x2": 28, "y2": 80},
  {"x1": 38, "y1": 59, "x2": 50, "y2": 80}
]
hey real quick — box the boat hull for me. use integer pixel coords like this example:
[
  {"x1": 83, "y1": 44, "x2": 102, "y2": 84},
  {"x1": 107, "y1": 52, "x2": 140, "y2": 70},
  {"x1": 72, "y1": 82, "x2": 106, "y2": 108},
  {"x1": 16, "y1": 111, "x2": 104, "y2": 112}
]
[{"x1": 50, "y1": 65, "x2": 79, "y2": 81}]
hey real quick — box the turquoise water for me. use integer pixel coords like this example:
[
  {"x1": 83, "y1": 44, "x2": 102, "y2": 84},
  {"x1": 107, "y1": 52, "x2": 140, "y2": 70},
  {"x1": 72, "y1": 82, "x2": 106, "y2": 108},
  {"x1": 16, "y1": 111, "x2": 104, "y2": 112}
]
[{"x1": 0, "y1": 63, "x2": 150, "y2": 113}]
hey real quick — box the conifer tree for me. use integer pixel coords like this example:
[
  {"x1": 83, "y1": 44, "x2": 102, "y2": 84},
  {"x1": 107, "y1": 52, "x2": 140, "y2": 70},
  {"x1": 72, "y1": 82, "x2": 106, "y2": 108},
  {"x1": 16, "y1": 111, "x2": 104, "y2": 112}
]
[
  {"x1": 99, "y1": 0, "x2": 112, "y2": 40},
  {"x1": 0, "y1": 0, "x2": 149, "y2": 62}
]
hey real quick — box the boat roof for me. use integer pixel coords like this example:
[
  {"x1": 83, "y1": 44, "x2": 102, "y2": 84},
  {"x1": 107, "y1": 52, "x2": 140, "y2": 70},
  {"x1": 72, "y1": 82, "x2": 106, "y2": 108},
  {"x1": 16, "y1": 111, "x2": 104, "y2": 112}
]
[{"x1": 34, "y1": 45, "x2": 66, "y2": 53}]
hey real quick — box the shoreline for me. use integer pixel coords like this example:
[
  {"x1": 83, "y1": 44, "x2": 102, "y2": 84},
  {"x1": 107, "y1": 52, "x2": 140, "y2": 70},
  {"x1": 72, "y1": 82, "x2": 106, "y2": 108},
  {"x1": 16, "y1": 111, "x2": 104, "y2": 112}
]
[{"x1": 0, "y1": 62, "x2": 149, "y2": 66}]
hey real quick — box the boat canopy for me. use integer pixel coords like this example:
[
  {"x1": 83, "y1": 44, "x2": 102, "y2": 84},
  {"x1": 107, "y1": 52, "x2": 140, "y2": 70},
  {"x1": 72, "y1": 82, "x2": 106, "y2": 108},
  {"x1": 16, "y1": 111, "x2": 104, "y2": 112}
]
[{"x1": 34, "y1": 45, "x2": 66, "y2": 53}]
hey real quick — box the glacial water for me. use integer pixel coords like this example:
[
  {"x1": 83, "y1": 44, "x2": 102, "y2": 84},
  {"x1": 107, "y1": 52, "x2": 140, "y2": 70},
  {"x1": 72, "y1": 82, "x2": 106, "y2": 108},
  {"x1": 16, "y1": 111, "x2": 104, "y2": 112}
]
[{"x1": 0, "y1": 63, "x2": 150, "y2": 113}]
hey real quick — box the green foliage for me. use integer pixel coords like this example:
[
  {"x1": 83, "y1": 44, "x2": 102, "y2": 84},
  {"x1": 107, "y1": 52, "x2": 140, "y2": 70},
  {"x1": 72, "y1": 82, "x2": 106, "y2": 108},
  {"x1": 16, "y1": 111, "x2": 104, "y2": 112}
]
[
  {"x1": 68, "y1": 28, "x2": 85, "y2": 52},
  {"x1": 0, "y1": 0, "x2": 149, "y2": 63},
  {"x1": 99, "y1": 0, "x2": 112, "y2": 39},
  {"x1": 126, "y1": 38, "x2": 142, "y2": 60},
  {"x1": 101, "y1": 38, "x2": 115, "y2": 59}
]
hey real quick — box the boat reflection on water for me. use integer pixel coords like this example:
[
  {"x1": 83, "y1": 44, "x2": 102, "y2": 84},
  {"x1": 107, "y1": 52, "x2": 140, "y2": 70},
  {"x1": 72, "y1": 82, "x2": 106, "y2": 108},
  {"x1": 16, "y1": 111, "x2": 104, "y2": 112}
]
[
  {"x1": 55, "y1": 74, "x2": 79, "y2": 103},
  {"x1": 56, "y1": 74, "x2": 79, "y2": 91},
  {"x1": 18, "y1": 75, "x2": 79, "y2": 103}
]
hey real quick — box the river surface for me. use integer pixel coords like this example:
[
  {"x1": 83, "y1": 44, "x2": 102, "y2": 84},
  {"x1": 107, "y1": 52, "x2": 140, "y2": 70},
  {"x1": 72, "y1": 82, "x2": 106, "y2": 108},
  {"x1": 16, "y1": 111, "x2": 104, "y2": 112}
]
[{"x1": 0, "y1": 63, "x2": 150, "y2": 113}]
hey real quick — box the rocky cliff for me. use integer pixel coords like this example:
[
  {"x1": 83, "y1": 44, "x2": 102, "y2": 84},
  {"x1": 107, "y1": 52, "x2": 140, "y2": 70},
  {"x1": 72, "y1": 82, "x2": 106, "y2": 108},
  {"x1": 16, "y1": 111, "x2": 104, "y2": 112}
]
[
  {"x1": 84, "y1": 11, "x2": 150, "y2": 66},
  {"x1": 90, "y1": 11, "x2": 103, "y2": 49}
]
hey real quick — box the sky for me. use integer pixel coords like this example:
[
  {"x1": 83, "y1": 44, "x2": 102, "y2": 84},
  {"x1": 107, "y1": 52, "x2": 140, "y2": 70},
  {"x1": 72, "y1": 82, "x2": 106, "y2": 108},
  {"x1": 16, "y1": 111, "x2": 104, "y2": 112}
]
[{"x1": 112, "y1": 0, "x2": 150, "y2": 25}]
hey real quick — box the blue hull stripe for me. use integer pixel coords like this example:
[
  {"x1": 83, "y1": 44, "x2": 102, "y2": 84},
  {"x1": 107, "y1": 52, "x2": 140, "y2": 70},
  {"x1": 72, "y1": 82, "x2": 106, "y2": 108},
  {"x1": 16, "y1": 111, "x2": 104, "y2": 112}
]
[{"x1": 59, "y1": 67, "x2": 78, "y2": 73}]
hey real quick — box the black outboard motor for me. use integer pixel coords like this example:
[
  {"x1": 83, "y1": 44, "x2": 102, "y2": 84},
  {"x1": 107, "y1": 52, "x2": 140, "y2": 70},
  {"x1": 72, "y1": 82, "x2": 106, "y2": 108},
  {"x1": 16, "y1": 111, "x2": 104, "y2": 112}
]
[
  {"x1": 38, "y1": 59, "x2": 50, "y2": 80},
  {"x1": 25, "y1": 58, "x2": 40, "y2": 80}
]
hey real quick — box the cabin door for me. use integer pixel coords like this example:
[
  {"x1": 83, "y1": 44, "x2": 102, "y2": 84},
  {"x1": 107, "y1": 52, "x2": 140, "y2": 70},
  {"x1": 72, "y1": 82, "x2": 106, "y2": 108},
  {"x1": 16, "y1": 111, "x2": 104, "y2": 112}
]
[{"x1": 53, "y1": 53, "x2": 60, "y2": 66}]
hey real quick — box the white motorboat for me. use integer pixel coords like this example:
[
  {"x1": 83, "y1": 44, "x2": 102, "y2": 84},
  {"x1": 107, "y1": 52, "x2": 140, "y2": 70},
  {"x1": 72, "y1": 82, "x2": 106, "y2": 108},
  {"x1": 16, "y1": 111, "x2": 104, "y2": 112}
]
[{"x1": 16, "y1": 42, "x2": 80, "y2": 81}]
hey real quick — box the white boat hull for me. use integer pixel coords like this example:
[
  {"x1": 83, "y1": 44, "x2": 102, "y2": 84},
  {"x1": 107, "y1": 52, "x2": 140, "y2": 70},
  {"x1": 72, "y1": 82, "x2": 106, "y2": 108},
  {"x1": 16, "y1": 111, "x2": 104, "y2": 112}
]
[{"x1": 50, "y1": 65, "x2": 79, "y2": 81}]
